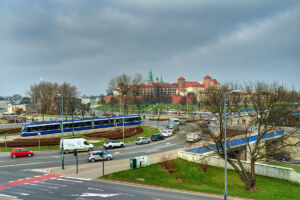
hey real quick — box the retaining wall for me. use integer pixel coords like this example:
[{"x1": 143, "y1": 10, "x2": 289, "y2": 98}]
[{"x1": 178, "y1": 151, "x2": 300, "y2": 183}]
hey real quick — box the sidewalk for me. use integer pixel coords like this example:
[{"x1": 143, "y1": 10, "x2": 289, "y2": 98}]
[{"x1": 49, "y1": 149, "x2": 182, "y2": 179}]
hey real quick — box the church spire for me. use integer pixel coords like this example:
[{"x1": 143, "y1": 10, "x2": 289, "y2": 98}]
[
  {"x1": 148, "y1": 69, "x2": 153, "y2": 82},
  {"x1": 160, "y1": 75, "x2": 164, "y2": 84}
]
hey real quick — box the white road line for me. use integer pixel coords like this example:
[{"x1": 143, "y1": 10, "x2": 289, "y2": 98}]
[
  {"x1": 88, "y1": 188, "x2": 104, "y2": 191},
  {"x1": 0, "y1": 161, "x2": 56, "y2": 168},
  {"x1": 81, "y1": 193, "x2": 119, "y2": 197},
  {"x1": 20, "y1": 184, "x2": 49, "y2": 192},
  {"x1": 56, "y1": 178, "x2": 83, "y2": 183},
  {"x1": 31, "y1": 183, "x2": 58, "y2": 189},
  {"x1": 39, "y1": 181, "x2": 68, "y2": 187},
  {"x1": 63, "y1": 177, "x2": 91, "y2": 181},
  {"x1": 0, "y1": 193, "x2": 18, "y2": 199}
]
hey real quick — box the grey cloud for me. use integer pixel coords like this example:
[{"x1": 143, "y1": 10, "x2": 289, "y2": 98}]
[{"x1": 0, "y1": 0, "x2": 299, "y2": 96}]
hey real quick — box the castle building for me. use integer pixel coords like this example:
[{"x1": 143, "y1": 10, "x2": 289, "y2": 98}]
[
  {"x1": 137, "y1": 70, "x2": 220, "y2": 96},
  {"x1": 113, "y1": 70, "x2": 220, "y2": 97}
]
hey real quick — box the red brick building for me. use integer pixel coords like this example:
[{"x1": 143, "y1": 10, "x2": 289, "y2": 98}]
[{"x1": 110, "y1": 70, "x2": 220, "y2": 104}]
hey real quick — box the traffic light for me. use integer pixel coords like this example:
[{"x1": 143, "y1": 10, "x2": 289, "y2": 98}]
[{"x1": 74, "y1": 149, "x2": 77, "y2": 156}]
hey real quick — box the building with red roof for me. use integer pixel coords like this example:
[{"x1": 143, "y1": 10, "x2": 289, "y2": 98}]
[{"x1": 112, "y1": 70, "x2": 220, "y2": 103}]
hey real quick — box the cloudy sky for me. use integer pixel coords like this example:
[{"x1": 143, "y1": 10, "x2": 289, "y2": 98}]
[{"x1": 1, "y1": 0, "x2": 299, "y2": 96}]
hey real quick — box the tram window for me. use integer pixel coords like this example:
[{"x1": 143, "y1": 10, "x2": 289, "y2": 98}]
[
  {"x1": 94, "y1": 120, "x2": 100, "y2": 125},
  {"x1": 45, "y1": 126, "x2": 50, "y2": 130},
  {"x1": 53, "y1": 124, "x2": 60, "y2": 129},
  {"x1": 64, "y1": 123, "x2": 71, "y2": 128},
  {"x1": 32, "y1": 127, "x2": 38, "y2": 132},
  {"x1": 86, "y1": 121, "x2": 92, "y2": 126}
]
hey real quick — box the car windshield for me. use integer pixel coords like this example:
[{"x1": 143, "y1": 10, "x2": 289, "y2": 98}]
[{"x1": 136, "y1": 138, "x2": 141, "y2": 141}]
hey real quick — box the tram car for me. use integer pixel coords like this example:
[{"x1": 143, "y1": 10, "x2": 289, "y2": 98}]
[{"x1": 20, "y1": 114, "x2": 141, "y2": 137}]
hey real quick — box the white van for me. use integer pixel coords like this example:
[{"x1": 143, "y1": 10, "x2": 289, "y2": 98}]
[
  {"x1": 186, "y1": 132, "x2": 201, "y2": 142},
  {"x1": 60, "y1": 138, "x2": 94, "y2": 154},
  {"x1": 169, "y1": 118, "x2": 179, "y2": 126}
]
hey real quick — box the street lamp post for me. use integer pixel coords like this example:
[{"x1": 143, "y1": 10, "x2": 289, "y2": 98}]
[
  {"x1": 122, "y1": 94, "x2": 125, "y2": 143},
  {"x1": 71, "y1": 104, "x2": 74, "y2": 136},
  {"x1": 58, "y1": 94, "x2": 64, "y2": 170},
  {"x1": 14, "y1": 106, "x2": 16, "y2": 128},
  {"x1": 38, "y1": 132, "x2": 41, "y2": 150},
  {"x1": 224, "y1": 90, "x2": 240, "y2": 200}
]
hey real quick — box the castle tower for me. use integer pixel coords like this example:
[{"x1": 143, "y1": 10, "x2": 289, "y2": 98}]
[
  {"x1": 155, "y1": 77, "x2": 159, "y2": 84},
  {"x1": 148, "y1": 69, "x2": 153, "y2": 85},
  {"x1": 177, "y1": 76, "x2": 186, "y2": 93},
  {"x1": 204, "y1": 75, "x2": 212, "y2": 90},
  {"x1": 159, "y1": 75, "x2": 164, "y2": 84}
]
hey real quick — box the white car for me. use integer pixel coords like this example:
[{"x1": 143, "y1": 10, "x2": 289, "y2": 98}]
[
  {"x1": 135, "y1": 137, "x2": 151, "y2": 145},
  {"x1": 162, "y1": 129, "x2": 173, "y2": 137},
  {"x1": 103, "y1": 140, "x2": 125, "y2": 149}
]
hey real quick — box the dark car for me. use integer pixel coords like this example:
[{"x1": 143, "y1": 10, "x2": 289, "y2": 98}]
[
  {"x1": 203, "y1": 120, "x2": 210, "y2": 126},
  {"x1": 11, "y1": 148, "x2": 34, "y2": 158},
  {"x1": 151, "y1": 134, "x2": 165, "y2": 141}
]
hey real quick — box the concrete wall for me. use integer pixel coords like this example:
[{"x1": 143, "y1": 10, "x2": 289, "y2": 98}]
[{"x1": 178, "y1": 151, "x2": 300, "y2": 183}]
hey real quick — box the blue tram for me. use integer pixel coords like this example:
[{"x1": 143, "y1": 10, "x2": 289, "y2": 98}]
[{"x1": 20, "y1": 114, "x2": 142, "y2": 137}]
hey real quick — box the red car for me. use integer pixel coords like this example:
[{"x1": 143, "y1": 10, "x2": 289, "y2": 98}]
[{"x1": 11, "y1": 148, "x2": 34, "y2": 158}]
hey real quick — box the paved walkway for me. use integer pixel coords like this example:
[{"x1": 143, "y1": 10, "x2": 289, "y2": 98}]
[{"x1": 48, "y1": 149, "x2": 181, "y2": 179}]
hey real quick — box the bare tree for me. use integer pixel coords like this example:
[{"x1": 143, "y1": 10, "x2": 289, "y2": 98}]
[
  {"x1": 194, "y1": 82, "x2": 300, "y2": 192},
  {"x1": 108, "y1": 73, "x2": 144, "y2": 115},
  {"x1": 27, "y1": 81, "x2": 78, "y2": 115}
]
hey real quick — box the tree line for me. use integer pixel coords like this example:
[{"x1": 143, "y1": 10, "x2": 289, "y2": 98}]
[{"x1": 27, "y1": 81, "x2": 79, "y2": 115}]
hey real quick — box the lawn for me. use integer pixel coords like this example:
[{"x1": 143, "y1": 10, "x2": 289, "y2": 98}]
[{"x1": 102, "y1": 158, "x2": 300, "y2": 200}]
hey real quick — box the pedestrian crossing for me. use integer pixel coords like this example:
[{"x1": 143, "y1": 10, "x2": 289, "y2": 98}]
[
  {"x1": 0, "y1": 174, "x2": 97, "y2": 200},
  {"x1": 0, "y1": 174, "x2": 136, "y2": 200}
]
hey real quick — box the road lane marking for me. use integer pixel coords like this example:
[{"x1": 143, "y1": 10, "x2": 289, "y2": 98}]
[
  {"x1": 0, "y1": 193, "x2": 18, "y2": 199},
  {"x1": 0, "y1": 161, "x2": 57, "y2": 168},
  {"x1": 63, "y1": 177, "x2": 91, "y2": 181},
  {"x1": 81, "y1": 193, "x2": 119, "y2": 197},
  {"x1": 88, "y1": 187, "x2": 104, "y2": 191},
  {"x1": 56, "y1": 178, "x2": 82, "y2": 183}
]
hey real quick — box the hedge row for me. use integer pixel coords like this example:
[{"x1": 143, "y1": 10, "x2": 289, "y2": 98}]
[
  {"x1": 85, "y1": 128, "x2": 122, "y2": 138},
  {"x1": 108, "y1": 127, "x2": 143, "y2": 140},
  {"x1": 0, "y1": 140, "x2": 59, "y2": 147},
  {"x1": 0, "y1": 128, "x2": 22, "y2": 134},
  {"x1": 13, "y1": 137, "x2": 61, "y2": 142}
]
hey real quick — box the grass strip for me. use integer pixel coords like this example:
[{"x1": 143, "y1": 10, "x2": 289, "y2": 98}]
[{"x1": 102, "y1": 158, "x2": 300, "y2": 200}]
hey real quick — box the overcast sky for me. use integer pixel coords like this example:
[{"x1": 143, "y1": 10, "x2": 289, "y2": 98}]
[{"x1": 1, "y1": 0, "x2": 299, "y2": 97}]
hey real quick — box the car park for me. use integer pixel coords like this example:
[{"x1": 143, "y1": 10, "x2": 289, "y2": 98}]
[
  {"x1": 11, "y1": 148, "x2": 34, "y2": 158},
  {"x1": 103, "y1": 140, "x2": 125, "y2": 149},
  {"x1": 88, "y1": 150, "x2": 112, "y2": 162},
  {"x1": 151, "y1": 134, "x2": 165, "y2": 141},
  {"x1": 135, "y1": 137, "x2": 151, "y2": 145},
  {"x1": 162, "y1": 129, "x2": 173, "y2": 137}
]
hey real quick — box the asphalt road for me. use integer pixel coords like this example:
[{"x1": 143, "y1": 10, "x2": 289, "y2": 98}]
[
  {"x1": 0, "y1": 174, "x2": 223, "y2": 200},
  {"x1": 0, "y1": 120, "x2": 234, "y2": 200},
  {"x1": 0, "y1": 122, "x2": 215, "y2": 200}
]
